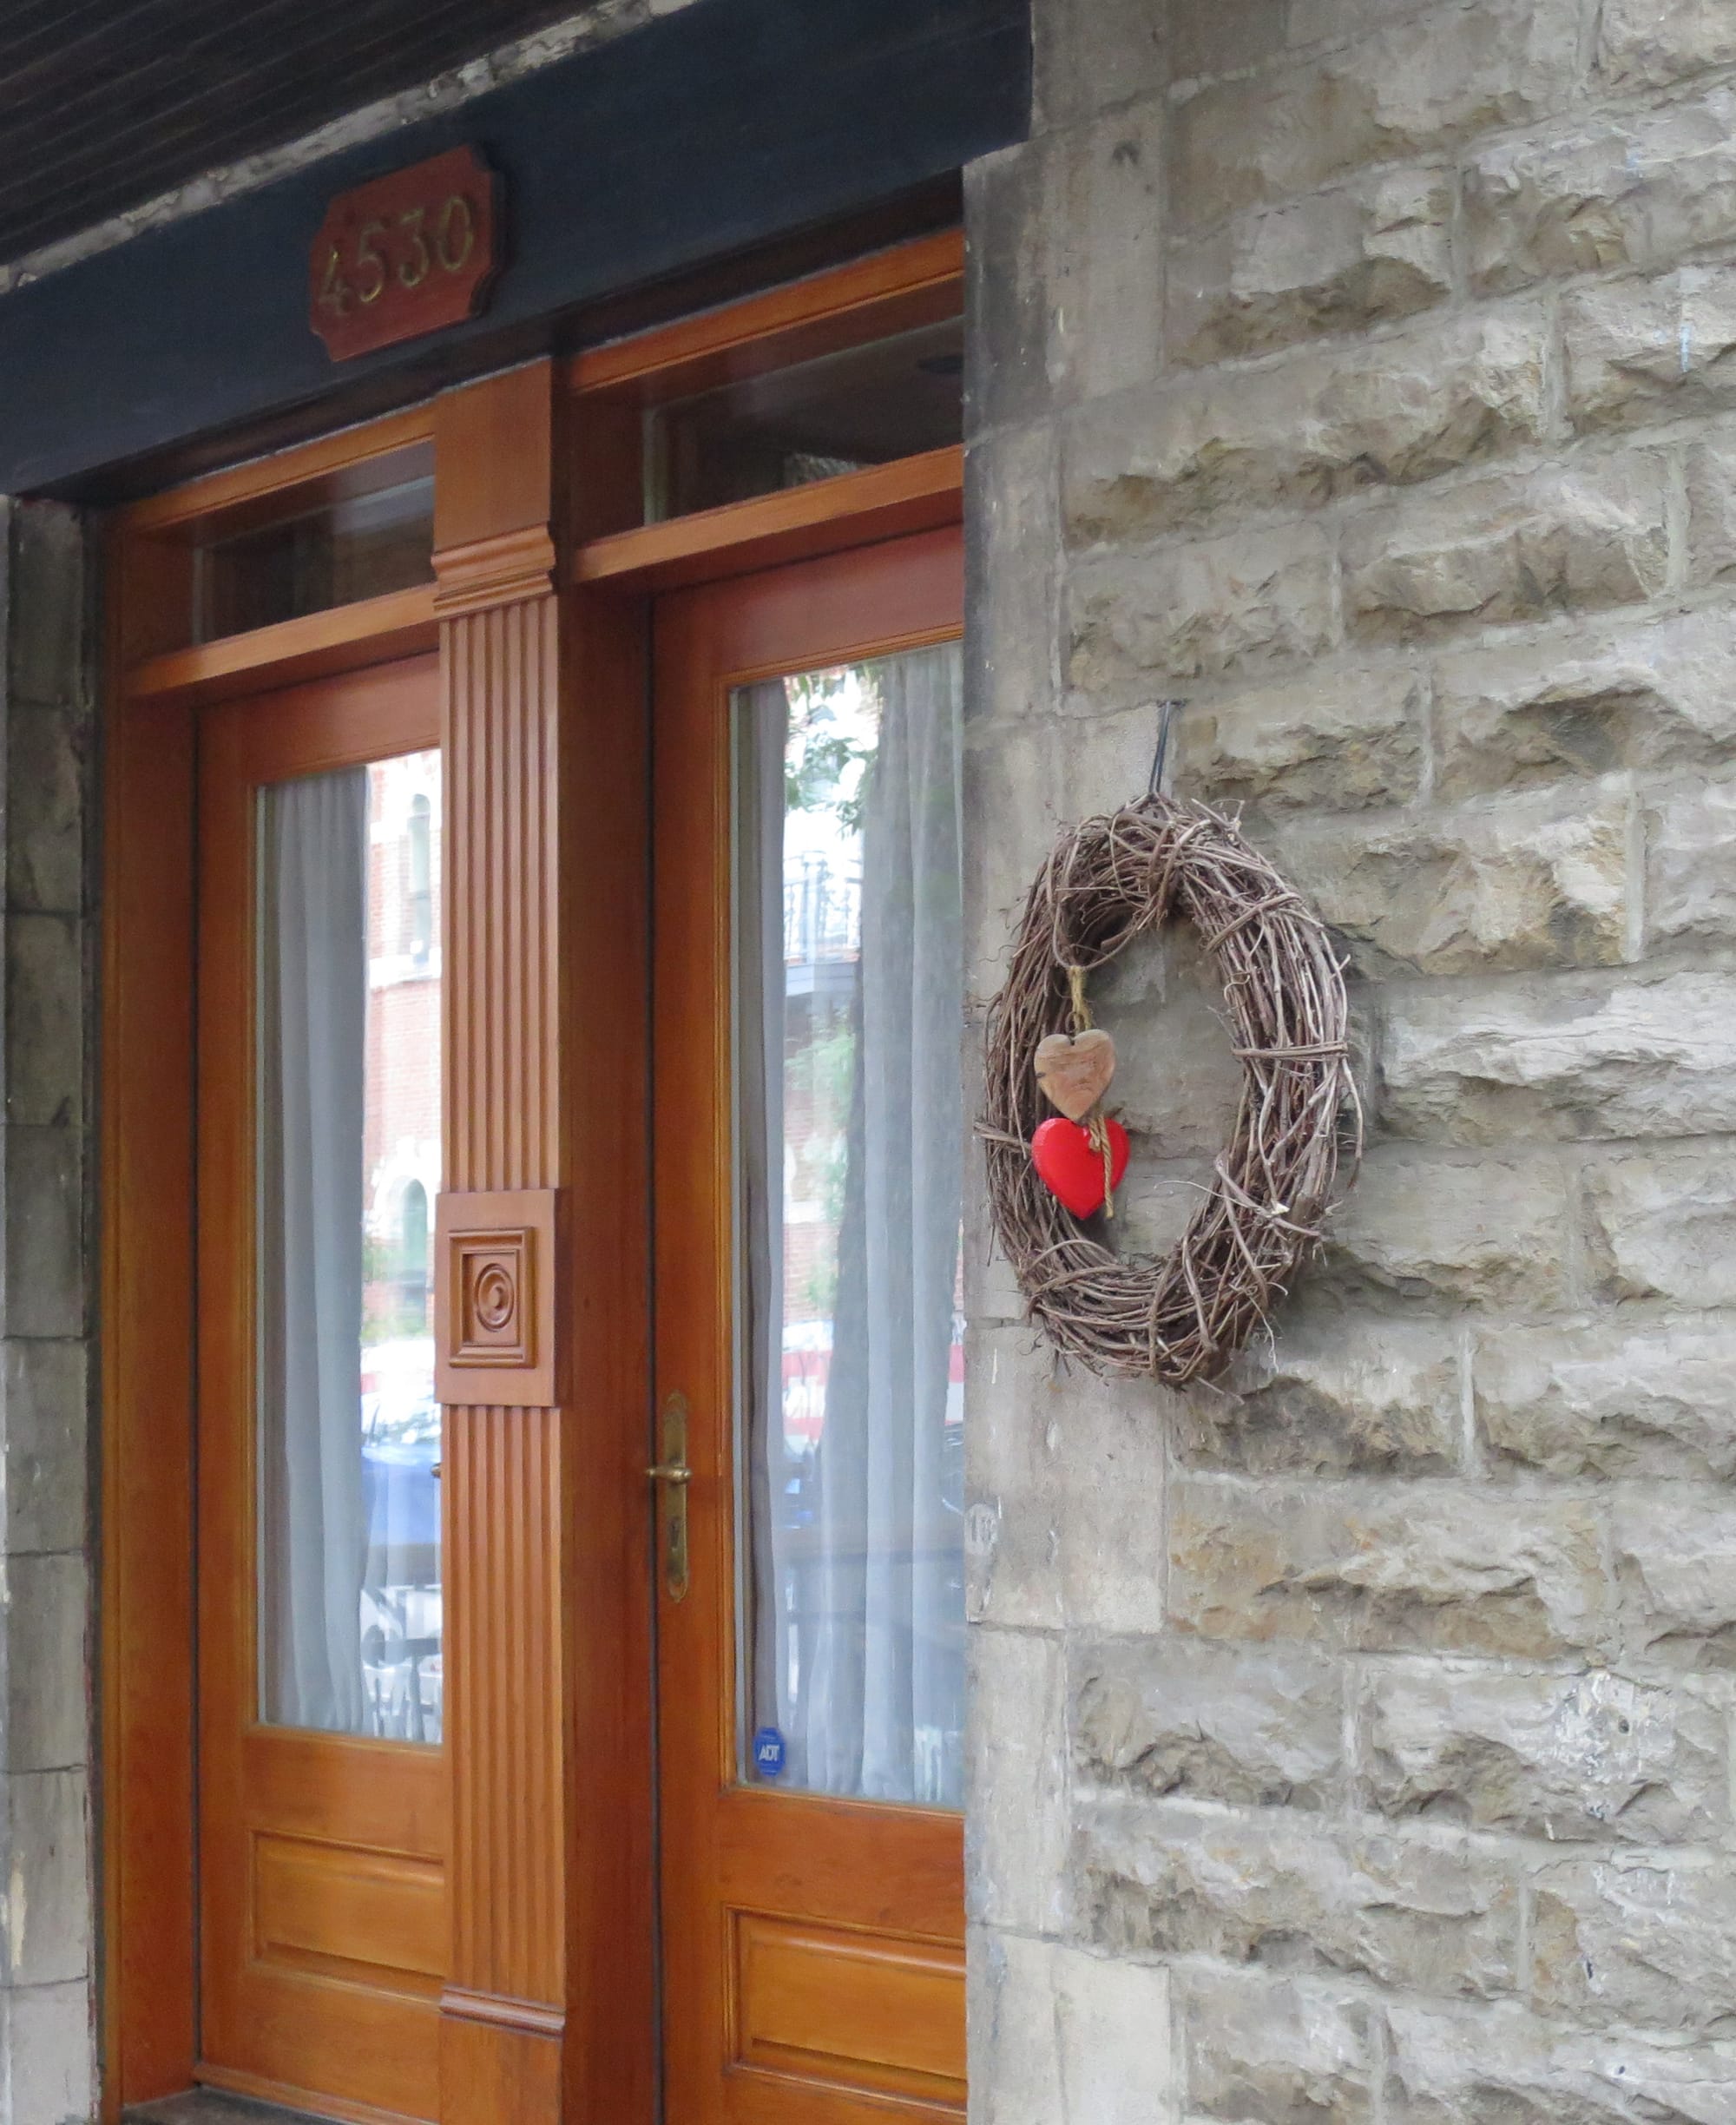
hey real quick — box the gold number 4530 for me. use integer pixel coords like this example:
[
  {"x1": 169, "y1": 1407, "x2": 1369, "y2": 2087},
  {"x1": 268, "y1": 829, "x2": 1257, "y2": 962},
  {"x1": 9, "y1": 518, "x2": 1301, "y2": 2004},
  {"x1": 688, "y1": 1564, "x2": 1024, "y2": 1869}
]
[{"x1": 318, "y1": 192, "x2": 480, "y2": 314}]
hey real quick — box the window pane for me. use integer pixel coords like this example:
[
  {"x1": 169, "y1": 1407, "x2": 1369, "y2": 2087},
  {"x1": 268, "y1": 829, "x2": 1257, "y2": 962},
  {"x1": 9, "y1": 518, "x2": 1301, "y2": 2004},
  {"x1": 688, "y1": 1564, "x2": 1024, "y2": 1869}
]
[
  {"x1": 195, "y1": 471, "x2": 434, "y2": 644},
  {"x1": 737, "y1": 645, "x2": 965, "y2": 1807},
  {"x1": 647, "y1": 319, "x2": 963, "y2": 523},
  {"x1": 258, "y1": 748, "x2": 443, "y2": 1742}
]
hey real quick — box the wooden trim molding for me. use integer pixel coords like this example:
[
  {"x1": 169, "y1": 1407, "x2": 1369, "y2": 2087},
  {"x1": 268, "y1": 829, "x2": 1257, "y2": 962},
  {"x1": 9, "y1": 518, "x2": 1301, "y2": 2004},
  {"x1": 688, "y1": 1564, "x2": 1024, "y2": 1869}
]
[
  {"x1": 432, "y1": 525, "x2": 558, "y2": 617},
  {"x1": 435, "y1": 1188, "x2": 566, "y2": 1406}
]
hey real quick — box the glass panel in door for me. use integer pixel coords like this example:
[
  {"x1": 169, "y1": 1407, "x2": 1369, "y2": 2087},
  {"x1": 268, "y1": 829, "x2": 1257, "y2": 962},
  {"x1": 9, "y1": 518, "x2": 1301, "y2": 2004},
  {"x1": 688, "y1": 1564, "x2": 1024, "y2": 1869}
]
[
  {"x1": 256, "y1": 747, "x2": 444, "y2": 1740},
  {"x1": 736, "y1": 643, "x2": 966, "y2": 1806}
]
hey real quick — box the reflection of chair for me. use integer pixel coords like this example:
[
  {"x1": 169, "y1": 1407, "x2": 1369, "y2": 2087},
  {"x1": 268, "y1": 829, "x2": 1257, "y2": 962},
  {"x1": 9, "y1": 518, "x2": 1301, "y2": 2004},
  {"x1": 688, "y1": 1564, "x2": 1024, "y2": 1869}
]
[{"x1": 362, "y1": 1580, "x2": 442, "y2": 1742}]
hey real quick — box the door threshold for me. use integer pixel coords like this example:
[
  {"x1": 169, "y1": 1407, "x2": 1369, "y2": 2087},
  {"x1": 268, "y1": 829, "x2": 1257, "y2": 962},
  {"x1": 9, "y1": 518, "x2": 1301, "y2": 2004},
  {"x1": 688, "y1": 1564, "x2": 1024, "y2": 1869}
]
[{"x1": 126, "y1": 2095, "x2": 330, "y2": 2125}]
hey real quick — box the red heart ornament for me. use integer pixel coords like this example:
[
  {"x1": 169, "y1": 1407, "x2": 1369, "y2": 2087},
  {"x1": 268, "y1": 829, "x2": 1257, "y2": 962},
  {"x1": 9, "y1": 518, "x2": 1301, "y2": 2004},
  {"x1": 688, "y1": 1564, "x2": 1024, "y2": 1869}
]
[{"x1": 1031, "y1": 1115, "x2": 1130, "y2": 1219}]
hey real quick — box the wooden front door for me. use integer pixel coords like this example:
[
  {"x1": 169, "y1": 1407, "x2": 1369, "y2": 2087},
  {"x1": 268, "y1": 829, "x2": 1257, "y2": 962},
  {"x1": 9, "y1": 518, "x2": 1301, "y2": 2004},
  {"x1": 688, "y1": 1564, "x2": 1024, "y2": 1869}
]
[
  {"x1": 197, "y1": 655, "x2": 447, "y2": 2122},
  {"x1": 654, "y1": 527, "x2": 967, "y2": 2122}
]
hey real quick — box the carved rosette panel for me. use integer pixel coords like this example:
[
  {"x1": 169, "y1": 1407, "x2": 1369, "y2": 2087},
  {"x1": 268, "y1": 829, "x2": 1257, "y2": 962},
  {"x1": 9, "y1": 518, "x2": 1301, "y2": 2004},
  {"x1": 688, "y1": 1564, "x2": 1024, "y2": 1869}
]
[{"x1": 436, "y1": 1188, "x2": 562, "y2": 1405}]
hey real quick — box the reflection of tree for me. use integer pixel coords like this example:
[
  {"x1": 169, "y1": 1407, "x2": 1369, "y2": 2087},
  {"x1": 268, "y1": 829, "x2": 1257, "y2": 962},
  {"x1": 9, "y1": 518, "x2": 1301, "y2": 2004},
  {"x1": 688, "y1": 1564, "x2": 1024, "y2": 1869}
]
[{"x1": 784, "y1": 668, "x2": 879, "y2": 830}]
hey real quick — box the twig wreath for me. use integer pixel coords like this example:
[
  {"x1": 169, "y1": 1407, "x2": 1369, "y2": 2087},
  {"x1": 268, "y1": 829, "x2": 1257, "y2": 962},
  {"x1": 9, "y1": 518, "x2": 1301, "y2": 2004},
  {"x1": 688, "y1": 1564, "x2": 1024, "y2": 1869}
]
[{"x1": 981, "y1": 749, "x2": 1362, "y2": 1384}]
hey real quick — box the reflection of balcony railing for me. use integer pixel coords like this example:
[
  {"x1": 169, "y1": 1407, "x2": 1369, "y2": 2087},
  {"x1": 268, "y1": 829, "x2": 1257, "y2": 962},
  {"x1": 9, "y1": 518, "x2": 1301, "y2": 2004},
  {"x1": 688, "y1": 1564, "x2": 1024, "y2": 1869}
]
[{"x1": 784, "y1": 858, "x2": 860, "y2": 968}]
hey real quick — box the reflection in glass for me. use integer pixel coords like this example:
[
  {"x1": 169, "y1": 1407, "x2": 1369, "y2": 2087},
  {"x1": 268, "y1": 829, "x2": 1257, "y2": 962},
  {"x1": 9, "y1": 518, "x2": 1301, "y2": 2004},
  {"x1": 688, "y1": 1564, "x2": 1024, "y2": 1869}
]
[
  {"x1": 194, "y1": 472, "x2": 435, "y2": 644},
  {"x1": 738, "y1": 645, "x2": 965, "y2": 1806},
  {"x1": 258, "y1": 749, "x2": 444, "y2": 1741}
]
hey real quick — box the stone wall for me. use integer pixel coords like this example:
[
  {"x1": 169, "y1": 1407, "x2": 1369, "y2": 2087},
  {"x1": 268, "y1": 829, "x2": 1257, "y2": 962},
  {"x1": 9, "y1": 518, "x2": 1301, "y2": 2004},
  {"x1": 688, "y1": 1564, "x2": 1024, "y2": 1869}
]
[
  {"x1": 0, "y1": 503, "x2": 98, "y2": 2124},
  {"x1": 963, "y1": 1, "x2": 1736, "y2": 2116}
]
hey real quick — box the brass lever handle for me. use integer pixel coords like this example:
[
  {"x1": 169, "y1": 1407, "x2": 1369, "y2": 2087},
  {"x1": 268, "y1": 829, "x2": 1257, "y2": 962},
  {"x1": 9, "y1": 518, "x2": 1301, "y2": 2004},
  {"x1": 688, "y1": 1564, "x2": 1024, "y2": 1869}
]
[
  {"x1": 647, "y1": 1461, "x2": 691, "y2": 1484},
  {"x1": 653, "y1": 1392, "x2": 692, "y2": 1602}
]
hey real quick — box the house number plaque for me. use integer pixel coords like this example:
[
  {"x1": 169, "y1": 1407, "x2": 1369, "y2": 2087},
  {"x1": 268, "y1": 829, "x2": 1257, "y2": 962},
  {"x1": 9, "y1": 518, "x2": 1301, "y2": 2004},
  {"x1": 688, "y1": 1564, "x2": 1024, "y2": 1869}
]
[{"x1": 309, "y1": 144, "x2": 502, "y2": 361}]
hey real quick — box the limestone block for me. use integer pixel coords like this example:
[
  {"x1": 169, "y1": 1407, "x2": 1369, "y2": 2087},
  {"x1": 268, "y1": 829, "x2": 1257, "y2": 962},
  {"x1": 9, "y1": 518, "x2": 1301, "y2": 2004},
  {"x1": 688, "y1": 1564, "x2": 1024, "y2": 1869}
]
[
  {"x1": 1612, "y1": 1489, "x2": 1736, "y2": 1670},
  {"x1": 1179, "y1": 1966, "x2": 1377, "y2": 2125},
  {"x1": 1564, "y1": 266, "x2": 1736, "y2": 433},
  {"x1": 1599, "y1": 0, "x2": 1736, "y2": 91},
  {"x1": 1327, "y1": 1148, "x2": 1570, "y2": 1308},
  {"x1": 1361, "y1": 1661, "x2": 1726, "y2": 1843},
  {"x1": 0, "y1": 1769, "x2": 89, "y2": 1985},
  {"x1": 1075, "y1": 1793, "x2": 1521, "y2": 2000},
  {"x1": 964, "y1": 423, "x2": 1059, "y2": 727},
  {"x1": 1647, "y1": 779, "x2": 1736, "y2": 948},
  {"x1": 1031, "y1": 0, "x2": 1166, "y2": 129},
  {"x1": 2, "y1": 1339, "x2": 88, "y2": 1556},
  {"x1": 6, "y1": 704, "x2": 87, "y2": 917},
  {"x1": 0, "y1": 1125, "x2": 86, "y2": 1342},
  {"x1": 1467, "y1": 90, "x2": 1736, "y2": 292},
  {"x1": 1433, "y1": 609, "x2": 1736, "y2": 799},
  {"x1": 1168, "y1": 0, "x2": 1582, "y2": 227},
  {"x1": 1340, "y1": 459, "x2": 1671, "y2": 643},
  {"x1": 967, "y1": 1628, "x2": 1069, "y2": 1935},
  {"x1": 4, "y1": 913, "x2": 82, "y2": 1130},
  {"x1": 970, "y1": 1929, "x2": 1174, "y2": 2125},
  {"x1": 6, "y1": 503, "x2": 87, "y2": 714},
  {"x1": 1069, "y1": 1635, "x2": 1345, "y2": 1807},
  {"x1": 1174, "y1": 1313, "x2": 1461, "y2": 1476},
  {"x1": 1167, "y1": 1475, "x2": 1607, "y2": 1658},
  {"x1": 1476, "y1": 1318, "x2": 1736, "y2": 1482},
  {"x1": 3, "y1": 1553, "x2": 87, "y2": 1774},
  {"x1": 1063, "y1": 311, "x2": 1546, "y2": 544},
  {"x1": 0, "y1": 1980, "x2": 95, "y2": 2125},
  {"x1": 1384, "y1": 2000, "x2": 1736, "y2": 2125},
  {"x1": 1167, "y1": 168, "x2": 1454, "y2": 365},
  {"x1": 964, "y1": 1326, "x2": 1168, "y2": 1636},
  {"x1": 1088, "y1": 927, "x2": 1246, "y2": 1160},
  {"x1": 1382, "y1": 971, "x2": 1736, "y2": 1143},
  {"x1": 963, "y1": 717, "x2": 1067, "y2": 1006},
  {"x1": 964, "y1": 148, "x2": 1055, "y2": 439},
  {"x1": 1583, "y1": 1147, "x2": 1736, "y2": 1307},
  {"x1": 1174, "y1": 667, "x2": 1424, "y2": 814},
  {"x1": 1687, "y1": 438, "x2": 1736, "y2": 583},
  {"x1": 1534, "y1": 1853, "x2": 1736, "y2": 2036},
  {"x1": 1045, "y1": 102, "x2": 1166, "y2": 408},
  {"x1": 1276, "y1": 786, "x2": 1633, "y2": 977},
  {"x1": 1067, "y1": 523, "x2": 1335, "y2": 699},
  {"x1": 1170, "y1": 0, "x2": 1286, "y2": 82}
]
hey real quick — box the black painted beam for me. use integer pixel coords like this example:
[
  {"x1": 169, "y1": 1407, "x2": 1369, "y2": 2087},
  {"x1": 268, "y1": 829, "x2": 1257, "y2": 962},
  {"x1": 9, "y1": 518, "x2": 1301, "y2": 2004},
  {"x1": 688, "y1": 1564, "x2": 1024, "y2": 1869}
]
[{"x1": 0, "y1": 0, "x2": 1029, "y2": 498}]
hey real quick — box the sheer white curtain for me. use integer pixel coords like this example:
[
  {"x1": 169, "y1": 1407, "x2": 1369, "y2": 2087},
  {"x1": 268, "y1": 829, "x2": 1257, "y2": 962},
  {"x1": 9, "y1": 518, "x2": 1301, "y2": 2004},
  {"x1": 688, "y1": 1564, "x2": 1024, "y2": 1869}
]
[
  {"x1": 257, "y1": 766, "x2": 372, "y2": 1735},
  {"x1": 751, "y1": 644, "x2": 965, "y2": 1807}
]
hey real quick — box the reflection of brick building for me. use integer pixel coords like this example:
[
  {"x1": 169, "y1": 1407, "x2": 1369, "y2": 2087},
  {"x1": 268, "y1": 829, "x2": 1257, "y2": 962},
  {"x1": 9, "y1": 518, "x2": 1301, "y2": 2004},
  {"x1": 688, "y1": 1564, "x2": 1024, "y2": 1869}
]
[{"x1": 362, "y1": 751, "x2": 443, "y2": 1344}]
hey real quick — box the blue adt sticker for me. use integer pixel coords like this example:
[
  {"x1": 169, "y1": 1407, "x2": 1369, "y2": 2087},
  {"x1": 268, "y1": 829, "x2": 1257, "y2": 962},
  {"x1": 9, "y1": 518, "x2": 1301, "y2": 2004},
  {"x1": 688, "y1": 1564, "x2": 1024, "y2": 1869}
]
[{"x1": 753, "y1": 1727, "x2": 786, "y2": 1780}]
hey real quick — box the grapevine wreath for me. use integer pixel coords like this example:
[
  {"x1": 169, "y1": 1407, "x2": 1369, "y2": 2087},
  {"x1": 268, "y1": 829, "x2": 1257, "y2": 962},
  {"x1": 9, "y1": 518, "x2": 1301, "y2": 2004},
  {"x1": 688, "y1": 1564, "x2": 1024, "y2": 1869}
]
[{"x1": 980, "y1": 780, "x2": 1362, "y2": 1385}]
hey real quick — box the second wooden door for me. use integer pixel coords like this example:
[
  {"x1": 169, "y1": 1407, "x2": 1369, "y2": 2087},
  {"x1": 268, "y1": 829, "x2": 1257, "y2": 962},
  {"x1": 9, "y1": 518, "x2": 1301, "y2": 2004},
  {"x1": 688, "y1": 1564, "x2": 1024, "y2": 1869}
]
[{"x1": 654, "y1": 528, "x2": 968, "y2": 2122}]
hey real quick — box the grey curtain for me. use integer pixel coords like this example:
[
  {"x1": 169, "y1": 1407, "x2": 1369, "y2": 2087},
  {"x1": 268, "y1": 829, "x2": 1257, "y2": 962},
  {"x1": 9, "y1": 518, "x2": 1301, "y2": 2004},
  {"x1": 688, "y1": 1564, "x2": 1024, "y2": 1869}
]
[{"x1": 257, "y1": 766, "x2": 371, "y2": 1735}]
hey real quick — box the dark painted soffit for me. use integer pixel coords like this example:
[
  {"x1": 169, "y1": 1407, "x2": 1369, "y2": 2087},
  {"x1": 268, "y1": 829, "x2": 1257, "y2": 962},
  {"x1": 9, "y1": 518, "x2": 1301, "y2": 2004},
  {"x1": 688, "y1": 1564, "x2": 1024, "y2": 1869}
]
[
  {"x1": 0, "y1": 0, "x2": 627, "y2": 266},
  {"x1": 0, "y1": 0, "x2": 1030, "y2": 501}
]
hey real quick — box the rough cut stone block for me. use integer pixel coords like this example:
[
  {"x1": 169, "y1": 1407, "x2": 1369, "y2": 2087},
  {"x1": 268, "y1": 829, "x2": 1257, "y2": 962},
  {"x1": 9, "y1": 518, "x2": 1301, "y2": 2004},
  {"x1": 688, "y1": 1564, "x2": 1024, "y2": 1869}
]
[
  {"x1": 1174, "y1": 667, "x2": 1424, "y2": 814},
  {"x1": 1045, "y1": 102, "x2": 1166, "y2": 408},
  {"x1": 1433, "y1": 610, "x2": 1736, "y2": 799},
  {"x1": 1327, "y1": 1148, "x2": 1571, "y2": 1309},
  {"x1": 1069, "y1": 1635, "x2": 1345, "y2": 1808},
  {"x1": 3, "y1": 1768, "x2": 90, "y2": 1984},
  {"x1": 1534, "y1": 1854, "x2": 1736, "y2": 2036},
  {"x1": 1063, "y1": 312, "x2": 1545, "y2": 543},
  {"x1": 1168, "y1": 1476, "x2": 1607, "y2": 1658},
  {"x1": 1384, "y1": 2000, "x2": 1736, "y2": 2125},
  {"x1": 963, "y1": 148, "x2": 1055, "y2": 440},
  {"x1": 1171, "y1": 0, "x2": 1286, "y2": 82},
  {"x1": 1599, "y1": 0, "x2": 1736, "y2": 91},
  {"x1": 5, "y1": 912, "x2": 82, "y2": 1130},
  {"x1": 1341, "y1": 458, "x2": 1671, "y2": 643},
  {"x1": 1583, "y1": 1148, "x2": 1736, "y2": 1308},
  {"x1": 4, "y1": 1552, "x2": 88, "y2": 1774},
  {"x1": 1467, "y1": 90, "x2": 1736, "y2": 292},
  {"x1": 0, "y1": 1125, "x2": 87, "y2": 1342},
  {"x1": 965, "y1": 424, "x2": 1059, "y2": 728},
  {"x1": 1090, "y1": 928, "x2": 1249, "y2": 1160},
  {"x1": 1180, "y1": 1966, "x2": 1377, "y2": 2125},
  {"x1": 970, "y1": 1929, "x2": 1174, "y2": 2125},
  {"x1": 1075, "y1": 1794, "x2": 1522, "y2": 2001},
  {"x1": 1167, "y1": 168, "x2": 1454, "y2": 365},
  {"x1": 1067, "y1": 523, "x2": 1335, "y2": 696},
  {"x1": 966, "y1": 1628, "x2": 1069, "y2": 1936},
  {"x1": 1382, "y1": 971, "x2": 1736, "y2": 1143},
  {"x1": 1276, "y1": 786, "x2": 1633, "y2": 977},
  {"x1": 1175, "y1": 1313, "x2": 1461, "y2": 1475},
  {"x1": 6, "y1": 503, "x2": 87, "y2": 714},
  {"x1": 1361, "y1": 1661, "x2": 1725, "y2": 1844},
  {"x1": 1648, "y1": 779, "x2": 1736, "y2": 948},
  {"x1": 1169, "y1": 0, "x2": 1581, "y2": 227},
  {"x1": 1612, "y1": 1490, "x2": 1736, "y2": 1670},
  {"x1": 1476, "y1": 1318, "x2": 1736, "y2": 1482},
  {"x1": 1563, "y1": 267, "x2": 1736, "y2": 432},
  {"x1": 964, "y1": 717, "x2": 1067, "y2": 1005},
  {"x1": 0, "y1": 1979, "x2": 96, "y2": 2125},
  {"x1": 1687, "y1": 438, "x2": 1736, "y2": 583},
  {"x1": 1031, "y1": 0, "x2": 1166, "y2": 128},
  {"x1": 6, "y1": 703, "x2": 88, "y2": 918},
  {"x1": 2, "y1": 1339, "x2": 89, "y2": 1556}
]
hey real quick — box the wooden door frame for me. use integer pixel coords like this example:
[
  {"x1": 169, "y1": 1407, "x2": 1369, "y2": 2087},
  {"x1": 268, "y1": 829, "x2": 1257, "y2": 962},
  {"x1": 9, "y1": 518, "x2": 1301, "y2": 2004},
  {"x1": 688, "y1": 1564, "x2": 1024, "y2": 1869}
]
[{"x1": 101, "y1": 228, "x2": 963, "y2": 2125}]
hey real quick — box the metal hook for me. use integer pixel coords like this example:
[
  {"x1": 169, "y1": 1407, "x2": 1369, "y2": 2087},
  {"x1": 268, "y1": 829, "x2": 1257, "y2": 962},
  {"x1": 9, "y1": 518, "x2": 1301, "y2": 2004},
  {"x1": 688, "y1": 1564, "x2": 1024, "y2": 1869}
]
[{"x1": 1147, "y1": 697, "x2": 1187, "y2": 798}]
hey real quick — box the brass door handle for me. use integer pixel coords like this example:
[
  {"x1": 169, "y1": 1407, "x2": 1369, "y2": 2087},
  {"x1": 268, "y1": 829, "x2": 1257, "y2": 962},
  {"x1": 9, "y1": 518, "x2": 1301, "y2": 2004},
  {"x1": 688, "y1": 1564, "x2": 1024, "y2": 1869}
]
[{"x1": 653, "y1": 1393, "x2": 691, "y2": 1602}]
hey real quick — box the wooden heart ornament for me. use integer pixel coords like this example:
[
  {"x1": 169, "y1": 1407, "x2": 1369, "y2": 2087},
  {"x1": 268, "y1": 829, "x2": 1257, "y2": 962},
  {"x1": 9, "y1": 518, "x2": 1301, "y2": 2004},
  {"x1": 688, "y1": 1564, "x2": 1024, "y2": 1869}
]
[
  {"x1": 1031, "y1": 1116, "x2": 1129, "y2": 1219},
  {"x1": 1034, "y1": 1029, "x2": 1116, "y2": 1121}
]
